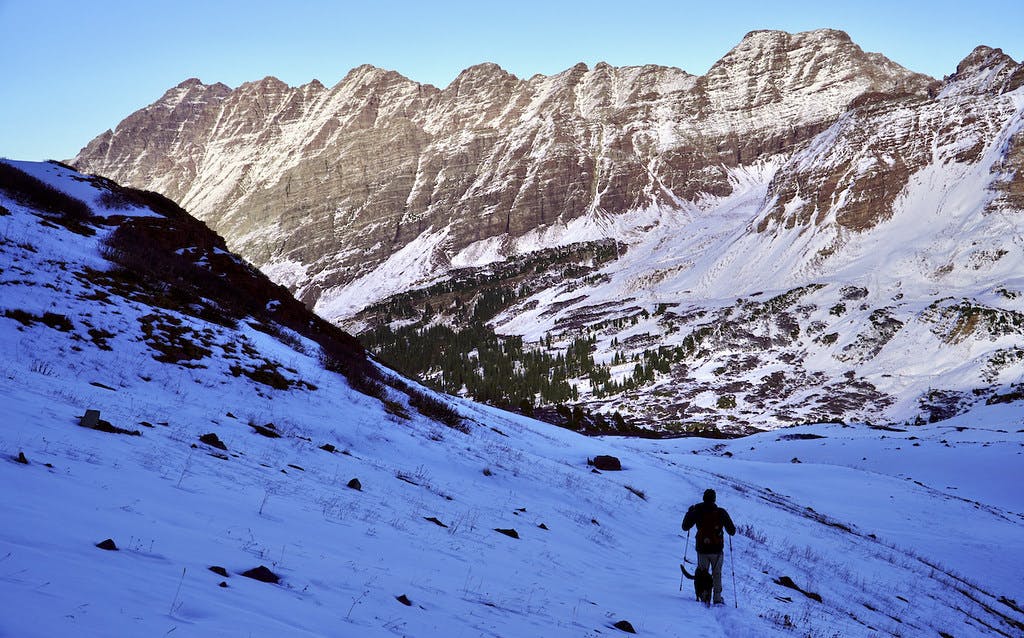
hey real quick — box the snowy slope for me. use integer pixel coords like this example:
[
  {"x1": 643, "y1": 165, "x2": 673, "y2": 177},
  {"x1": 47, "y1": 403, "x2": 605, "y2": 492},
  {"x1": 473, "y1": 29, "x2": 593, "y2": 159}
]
[{"x1": 1, "y1": 161, "x2": 1023, "y2": 637}]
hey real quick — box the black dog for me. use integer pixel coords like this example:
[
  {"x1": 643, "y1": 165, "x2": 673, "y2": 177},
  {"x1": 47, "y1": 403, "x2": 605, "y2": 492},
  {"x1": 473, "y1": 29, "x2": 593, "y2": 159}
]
[{"x1": 681, "y1": 564, "x2": 713, "y2": 605}]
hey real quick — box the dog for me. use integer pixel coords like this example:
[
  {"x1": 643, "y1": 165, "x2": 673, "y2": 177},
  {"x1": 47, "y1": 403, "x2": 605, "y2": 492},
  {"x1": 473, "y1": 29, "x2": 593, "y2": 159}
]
[{"x1": 680, "y1": 564, "x2": 713, "y2": 606}]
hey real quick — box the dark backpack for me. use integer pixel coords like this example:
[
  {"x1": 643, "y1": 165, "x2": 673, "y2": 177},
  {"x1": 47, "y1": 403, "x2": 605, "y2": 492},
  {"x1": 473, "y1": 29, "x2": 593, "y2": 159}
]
[{"x1": 695, "y1": 505, "x2": 724, "y2": 552}]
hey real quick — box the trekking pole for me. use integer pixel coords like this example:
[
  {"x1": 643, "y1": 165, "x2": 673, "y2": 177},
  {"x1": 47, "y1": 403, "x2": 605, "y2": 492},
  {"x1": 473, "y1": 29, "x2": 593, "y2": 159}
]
[
  {"x1": 729, "y1": 535, "x2": 738, "y2": 608},
  {"x1": 680, "y1": 529, "x2": 690, "y2": 591}
]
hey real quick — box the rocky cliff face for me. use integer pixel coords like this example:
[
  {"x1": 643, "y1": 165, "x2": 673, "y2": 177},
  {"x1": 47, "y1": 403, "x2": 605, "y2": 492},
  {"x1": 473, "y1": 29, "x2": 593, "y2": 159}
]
[
  {"x1": 75, "y1": 30, "x2": 932, "y2": 309},
  {"x1": 72, "y1": 31, "x2": 1024, "y2": 431},
  {"x1": 760, "y1": 45, "x2": 1022, "y2": 233}
]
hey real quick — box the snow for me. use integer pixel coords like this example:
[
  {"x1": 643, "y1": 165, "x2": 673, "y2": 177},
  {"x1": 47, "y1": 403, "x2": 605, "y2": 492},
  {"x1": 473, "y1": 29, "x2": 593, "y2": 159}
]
[
  {"x1": 260, "y1": 257, "x2": 310, "y2": 291},
  {"x1": 314, "y1": 227, "x2": 451, "y2": 320},
  {"x1": 4, "y1": 160, "x2": 159, "y2": 220},
  {"x1": 1, "y1": 161, "x2": 1023, "y2": 637}
]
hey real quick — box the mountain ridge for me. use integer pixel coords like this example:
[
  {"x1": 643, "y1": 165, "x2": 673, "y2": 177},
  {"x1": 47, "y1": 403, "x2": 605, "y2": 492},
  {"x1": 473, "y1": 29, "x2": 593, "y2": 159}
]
[
  {"x1": 74, "y1": 29, "x2": 936, "y2": 304},
  {"x1": 70, "y1": 29, "x2": 1024, "y2": 431}
]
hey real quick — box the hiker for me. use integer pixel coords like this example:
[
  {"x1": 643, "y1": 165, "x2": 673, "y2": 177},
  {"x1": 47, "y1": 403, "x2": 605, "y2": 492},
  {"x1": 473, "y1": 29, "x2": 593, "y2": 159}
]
[{"x1": 682, "y1": 488, "x2": 736, "y2": 605}]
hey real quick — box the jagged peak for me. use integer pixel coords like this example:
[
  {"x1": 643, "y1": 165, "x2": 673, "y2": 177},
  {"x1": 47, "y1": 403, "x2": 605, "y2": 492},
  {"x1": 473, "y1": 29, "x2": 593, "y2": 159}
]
[
  {"x1": 347, "y1": 63, "x2": 387, "y2": 76},
  {"x1": 736, "y1": 28, "x2": 852, "y2": 50},
  {"x1": 569, "y1": 61, "x2": 590, "y2": 74},
  {"x1": 720, "y1": 28, "x2": 902, "y2": 71},
  {"x1": 335, "y1": 64, "x2": 420, "y2": 89},
  {"x1": 714, "y1": 29, "x2": 846, "y2": 71},
  {"x1": 238, "y1": 75, "x2": 290, "y2": 91},
  {"x1": 706, "y1": 27, "x2": 934, "y2": 100},
  {"x1": 444, "y1": 62, "x2": 521, "y2": 92},
  {"x1": 955, "y1": 45, "x2": 1018, "y2": 76},
  {"x1": 155, "y1": 78, "x2": 231, "y2": 108},
  {"x1": 166, "y1": 77, "x2": 231, "y2": 94},
  {"x1": 440, "y1": 63, "x2": 520, "y2": 99},
  {"x1": 455, "y1": 62, "x2": 517, "y2": 80},
  {"x1": 175, "y1": 77, "x2": 206, "y2": 89},
  {"x1": 942, "y1": 45, "x2": 1024, "y2": 96},
  {"x1": 302, "y1": 79, "x2": 326, "y2": 92}
]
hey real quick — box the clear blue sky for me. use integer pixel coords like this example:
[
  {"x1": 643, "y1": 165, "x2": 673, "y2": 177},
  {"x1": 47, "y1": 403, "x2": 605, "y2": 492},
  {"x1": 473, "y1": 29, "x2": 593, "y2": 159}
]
[{"x1": 2, "y1": 0, "x2": 1021, "y2": 161}]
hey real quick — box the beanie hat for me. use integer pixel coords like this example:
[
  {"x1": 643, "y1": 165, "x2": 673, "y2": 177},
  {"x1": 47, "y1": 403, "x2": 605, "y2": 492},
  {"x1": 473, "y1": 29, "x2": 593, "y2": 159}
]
[{"x1": 703, "y1": 489, "x2": 716, "y2": 504}]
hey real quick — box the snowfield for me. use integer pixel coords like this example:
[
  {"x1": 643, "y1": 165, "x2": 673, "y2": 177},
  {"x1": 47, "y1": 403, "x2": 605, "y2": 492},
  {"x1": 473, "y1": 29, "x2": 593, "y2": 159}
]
[{"x1": 1, "y1": 161, "x2": 1022, "y2": 637}]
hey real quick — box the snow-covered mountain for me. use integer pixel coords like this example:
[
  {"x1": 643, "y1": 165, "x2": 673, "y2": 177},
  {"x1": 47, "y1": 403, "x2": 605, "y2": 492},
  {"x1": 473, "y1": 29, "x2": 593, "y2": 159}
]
[
  {"x1": 72, "y1": 29, "x2": 935, "y2": 309},
  {"x1": 71, "y1": 30, "x2": 1024, "y2": 431},
  {"x1": 1, "y1": 160, "x2": 1023, "y2": 637}
]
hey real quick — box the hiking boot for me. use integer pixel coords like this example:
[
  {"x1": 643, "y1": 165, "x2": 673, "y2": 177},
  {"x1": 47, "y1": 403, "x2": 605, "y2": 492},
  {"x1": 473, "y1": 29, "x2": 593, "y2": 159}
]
[{"x1": 714, "y1": 597, "x2": 726, "y2": 605}]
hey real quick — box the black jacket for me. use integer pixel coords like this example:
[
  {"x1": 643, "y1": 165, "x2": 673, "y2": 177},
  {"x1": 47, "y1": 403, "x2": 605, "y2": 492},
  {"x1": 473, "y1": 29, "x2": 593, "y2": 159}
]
[{"x1": 682, "y1": 502, "x2": 736, "y2": 554}]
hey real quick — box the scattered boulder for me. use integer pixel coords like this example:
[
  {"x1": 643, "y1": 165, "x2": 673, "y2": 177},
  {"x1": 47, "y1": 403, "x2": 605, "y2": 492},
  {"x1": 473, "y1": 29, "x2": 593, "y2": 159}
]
[
  {"x1": 778, "y1": 433, "x2": 826, "y2": 441},
  {"x1": 494, "y1": 528, "x2": 519, "y2": 539},
  {"x1": 80, "y1": 409, "x2": 101, "y2": 429},
  {"x1": 79, "y1": 409, "x2": 141, "y2": 436},
  {"x1": 199, "y1": 432, "x2": 227, "y2": 450},
  {"x1": 424, "y1": 516, "x2": 448, "y2": 528},
  {"x1": 396, "y1": 594, "x2": 412, "y2": 606},
  {"x1": 320, "y1": 443, "x2": 336, "y2": 453},
  {"x1": 218, "y1": 581, "x2": 228, "y2": 588},
  {"x1": 250, "y1": 422, "x2": 280, "y2": 438},
  {"x1": 347, "y1": 478, "x2": 362, "y2": 491},
  {"x1": 15, "y1": 451, "x2": 29, "y2": 464},
  {"x1": 538, "y1": 523, "x2": 549, "y2": 530},
  {"x1": 208, "y1": 566, "x2": 228, "y2": 577},
  {"x1": 613, "y1": 619, "x2": 637, "y2": 633},
  {"x1": 241, "y1": 565, "x2": 280, "y2": 584},
  {"x1": 95, "y1": 538, "x2": 118, "y2": 551},
  {"x1": 590, "y1": 455, "x2": 622, "y2": 471}
]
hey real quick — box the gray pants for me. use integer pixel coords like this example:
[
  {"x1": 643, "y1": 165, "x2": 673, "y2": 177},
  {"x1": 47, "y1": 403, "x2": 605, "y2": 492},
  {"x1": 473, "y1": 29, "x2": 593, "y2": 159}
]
[{"x1": 697, "y1": 553, "x2": 725, "y2": 602}]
